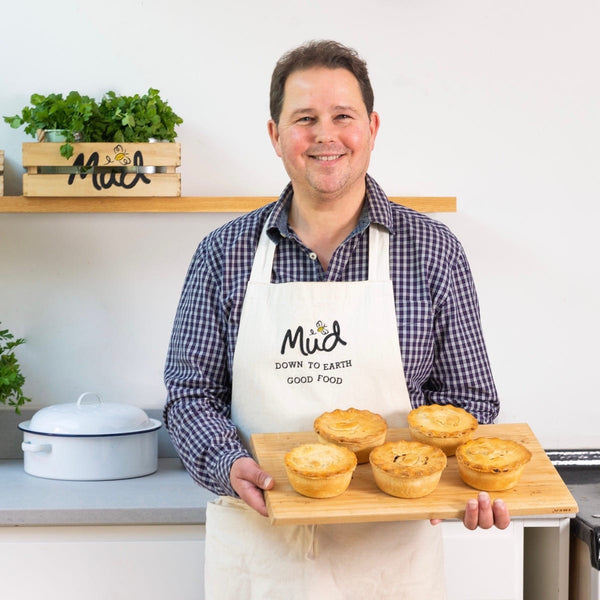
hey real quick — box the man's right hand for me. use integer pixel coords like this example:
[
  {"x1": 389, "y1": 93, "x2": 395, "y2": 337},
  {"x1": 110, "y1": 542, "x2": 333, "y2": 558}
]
[{"x1": 230, "y1": 456, "x2": 274, "y2": 517}]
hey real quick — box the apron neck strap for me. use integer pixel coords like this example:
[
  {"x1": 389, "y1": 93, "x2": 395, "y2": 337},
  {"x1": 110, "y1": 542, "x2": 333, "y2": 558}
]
[
  {"x1": 368, "y1": 223, "x2": 391, "y2": 281},
  {"x1": 249, "y1": 222, "x2": 390, "y2": 283}
]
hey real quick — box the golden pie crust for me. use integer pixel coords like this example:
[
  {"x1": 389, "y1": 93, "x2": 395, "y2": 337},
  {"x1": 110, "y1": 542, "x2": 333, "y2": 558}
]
[
  {"x1": 314, "y1": 408, "x2": 388, "y2": 464},
  {"x1": 369, "y1": 439, "x2": 447, "y2": 498},
  {"x1": 284, "y1": 443, "x2": 357, "y2": 498},
  {"x1": 407, "y1": 404, "x2": 478, "y2": 456},
  {"x1": 455, "y1": 437, "x2": 532, "y2": 491}
]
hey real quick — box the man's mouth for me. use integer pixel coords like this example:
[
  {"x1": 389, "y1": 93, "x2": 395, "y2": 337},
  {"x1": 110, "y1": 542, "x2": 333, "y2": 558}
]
[{"x1": 311, "y1": 154, "x2": 343, "y2": 162}]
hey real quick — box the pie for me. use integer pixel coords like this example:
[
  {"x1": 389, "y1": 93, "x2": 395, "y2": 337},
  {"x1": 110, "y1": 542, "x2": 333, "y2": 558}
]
[
  {"x1": 407, "y1": 404, "x2": 478, "y2": 456},
  {"x1": 284, "y1": 443, "x2": 358, "y2": 498},
  {"x1": 455, "y1": 437, "x2": 532, "y2": 491},
  {"x1": 314, "y1": 408, "x2": 388, "y2": 463},
  {"x1": 369, "y1": 439, "x2": 447, "y2": 498}
]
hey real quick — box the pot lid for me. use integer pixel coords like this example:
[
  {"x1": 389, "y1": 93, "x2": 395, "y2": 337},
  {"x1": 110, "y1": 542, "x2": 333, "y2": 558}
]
[{"x1": 22, "y1": 392, "x2": 156, "y2": 435}]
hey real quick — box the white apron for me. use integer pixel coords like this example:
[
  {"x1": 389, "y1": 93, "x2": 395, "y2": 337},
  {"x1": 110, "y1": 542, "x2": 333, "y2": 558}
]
[{"x1": 205, "y1": 223, "x2": 446, "y2": 600}]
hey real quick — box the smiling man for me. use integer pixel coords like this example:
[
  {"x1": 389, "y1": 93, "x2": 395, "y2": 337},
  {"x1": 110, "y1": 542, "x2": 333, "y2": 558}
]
[
  {"x1": 268, "y1": 66, "x2": 380, "y2": 270},
  {"x1": 268, "y1": 67, "x2": 378, "y2": 202},
  {"x1": 164, "y1": 40, "x2": 506, "y2": 600}
]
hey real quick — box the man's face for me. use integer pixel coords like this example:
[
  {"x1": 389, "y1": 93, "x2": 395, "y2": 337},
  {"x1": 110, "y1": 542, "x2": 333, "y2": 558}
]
[{"x1": 268, "y1": 67, "x2": 379, "y2": 203}]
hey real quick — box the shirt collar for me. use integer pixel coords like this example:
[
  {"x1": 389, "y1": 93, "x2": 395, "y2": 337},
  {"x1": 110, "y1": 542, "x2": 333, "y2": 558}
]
[{"x1": 266, "y1": 174, "x2": 395, "y2": 242}]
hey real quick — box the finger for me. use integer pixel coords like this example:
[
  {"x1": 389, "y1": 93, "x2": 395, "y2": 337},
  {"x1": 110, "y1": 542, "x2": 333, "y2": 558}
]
[
  {"x1": 236, "y1": 481, "x2": 270, "y2": 516},
  {"x1": 492, "y1": 498, "x2": 511, "y2": 530},
  {"x1": 258, "y1": 472, "x2": 274, "y2": 490},
  {"x1": 430, "y1": 519, "x2": 443, "y2": 526},
  {"x1": 477, "y1": 492, "x2": 494, "y2": 529},
  {"x1": 463, "y1": 498, "x2": 479, "y2": 530}
]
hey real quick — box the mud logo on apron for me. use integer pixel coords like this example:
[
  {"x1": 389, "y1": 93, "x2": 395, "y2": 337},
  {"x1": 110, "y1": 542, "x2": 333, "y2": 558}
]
[{"x1": 275, "y1": 319, "x2": 354, "y2": 386}]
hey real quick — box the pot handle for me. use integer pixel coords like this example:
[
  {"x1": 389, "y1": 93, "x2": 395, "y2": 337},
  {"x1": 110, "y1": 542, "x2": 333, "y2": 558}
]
[
  {"x1": 77, "y1": 392, "x2": 102, "y2": 406},
  {"x1": 22, "y1": 441, "x2": 52, "y2": 453}
]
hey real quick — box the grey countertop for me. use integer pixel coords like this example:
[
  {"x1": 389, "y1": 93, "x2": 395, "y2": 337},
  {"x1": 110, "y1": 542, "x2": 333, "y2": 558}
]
[
  {"x1": 0, "y1": 458, "x2": 215, "y2": 527},
  {"x1": 1, "y1": 407, "x2": 215, "y2": 528}
]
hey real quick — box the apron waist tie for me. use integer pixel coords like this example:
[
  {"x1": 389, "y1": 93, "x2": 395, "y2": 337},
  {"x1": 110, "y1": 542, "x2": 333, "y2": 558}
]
[{"x1": 305, "y1": 524, "x2": 318, "y2": 560}]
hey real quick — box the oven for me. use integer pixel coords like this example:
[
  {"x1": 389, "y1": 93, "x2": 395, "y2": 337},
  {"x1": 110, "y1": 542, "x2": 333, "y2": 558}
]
[{"x1": 549, "y1": 450, "x2": 600, "y2": 600}]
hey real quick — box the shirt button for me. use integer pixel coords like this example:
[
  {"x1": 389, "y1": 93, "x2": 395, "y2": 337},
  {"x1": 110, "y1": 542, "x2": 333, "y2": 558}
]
[{"x1": 309, "y1": 252, "x2": 317, "y2": 260}]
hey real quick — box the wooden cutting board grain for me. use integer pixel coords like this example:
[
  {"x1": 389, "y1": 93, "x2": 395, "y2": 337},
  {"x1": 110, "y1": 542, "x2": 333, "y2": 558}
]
[{"x1": 250, "y1": 423, "x2": 578, "y2": 526}]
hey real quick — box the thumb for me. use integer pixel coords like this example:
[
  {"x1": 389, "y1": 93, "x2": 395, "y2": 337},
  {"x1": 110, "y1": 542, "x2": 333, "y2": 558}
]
[
  {"x1": 245, "y1": 458, "x2": 273, "y2": 490},
  {"x1": 231, "y1": 456, "x2": 274, "y2": 491}
]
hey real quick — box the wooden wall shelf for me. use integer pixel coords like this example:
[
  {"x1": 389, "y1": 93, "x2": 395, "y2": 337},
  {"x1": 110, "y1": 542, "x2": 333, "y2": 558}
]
[{"x1": 0, "y1": 196, "x2": 456, "y2": 214}]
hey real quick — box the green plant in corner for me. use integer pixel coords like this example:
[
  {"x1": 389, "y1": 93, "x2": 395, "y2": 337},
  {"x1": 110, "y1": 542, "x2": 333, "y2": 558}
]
[
  {"x1": 3, "y1": 91, "x2": 100, "y2": 159},
  {"x1": 0, "y1": 322, "x2": 31, "y2": 414}
]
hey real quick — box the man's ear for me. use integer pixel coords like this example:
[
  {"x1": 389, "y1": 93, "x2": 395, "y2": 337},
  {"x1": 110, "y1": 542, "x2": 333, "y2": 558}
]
[
  {"x1": 267, "y1": 119, "x2": 282, "y2": 157},
  {"x1": 369, "y1": 111, "x2": 380, "y2": 151}
]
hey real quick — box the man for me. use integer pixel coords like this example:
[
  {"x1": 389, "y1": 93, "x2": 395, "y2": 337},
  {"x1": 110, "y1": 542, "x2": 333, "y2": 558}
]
[{"x1": 164, "y1": 40, "x2": 509, "y2": 599}]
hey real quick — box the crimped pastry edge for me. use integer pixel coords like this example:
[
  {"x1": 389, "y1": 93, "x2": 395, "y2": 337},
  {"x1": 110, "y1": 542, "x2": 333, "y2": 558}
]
[
  {"x1": 284, "y1": 443, "x2": 357, "y2": 479},
  {"x1": 455, "y1": 437, "x2": 532, "y2": 474},
  {"x1": 407, "y1": 404, "x2": 478, "y2": 439},
  {"x1": 314, "y1": 408, "x2": 388, "y2": 445},
  {"x1": 369, "y1": 440, "x2": 447, "y2": 478}
]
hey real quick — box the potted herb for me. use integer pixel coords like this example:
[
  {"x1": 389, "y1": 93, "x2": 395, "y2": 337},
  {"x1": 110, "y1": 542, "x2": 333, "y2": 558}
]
[
  {"x1": 4, "y1": 88, "x2": 183, "y2": 196},
  {"x1": 0, "y1": 322, "x2": 31, "y2": 414},
  {"x1": 4, "y1": 88, "x2": 183, "y2": 159},
  {"x1": 97, "y1": 88, "x2": 183, "y2": 144},
  {"x1": 3, "y1": 91, "x2": 100, "y2": 159}
]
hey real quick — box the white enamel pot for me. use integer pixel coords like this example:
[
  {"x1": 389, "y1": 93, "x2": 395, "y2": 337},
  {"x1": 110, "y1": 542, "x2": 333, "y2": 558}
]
[{"x1": 18, "y1": 392, "x2": 162, "y2": 481}]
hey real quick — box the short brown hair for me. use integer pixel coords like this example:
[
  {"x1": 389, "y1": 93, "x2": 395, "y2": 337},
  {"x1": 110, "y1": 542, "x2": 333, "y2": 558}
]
[{"x1": 269, "y1": 40, "x2": 374, "y2": 124}]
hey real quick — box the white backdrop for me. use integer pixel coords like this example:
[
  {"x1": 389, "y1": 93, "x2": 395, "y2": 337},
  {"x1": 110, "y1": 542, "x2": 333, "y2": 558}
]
[{"x1": 1, "y1": 0, "x2": 599, "y2": 449}]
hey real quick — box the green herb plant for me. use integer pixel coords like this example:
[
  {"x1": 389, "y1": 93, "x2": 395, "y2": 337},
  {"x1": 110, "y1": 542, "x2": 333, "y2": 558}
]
[
  {"x1": 3, "y1": 91, "x2": 100, "y2": 159},
  {"x1": 98, "y1": 88, "x2": 184, "y2": 143},
  {"x1": 0, "y1": 322, "x2": 31, "y2": 414},
  {"x1": 3, "y1": 88, "x2": 183, "y2": 160}
]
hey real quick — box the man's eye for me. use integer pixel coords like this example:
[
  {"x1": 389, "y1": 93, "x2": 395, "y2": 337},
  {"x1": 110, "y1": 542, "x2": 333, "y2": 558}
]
[
  {"x1": 296, "y1": 116, "x2": 314, "y2": 123},
  {"x1": 336, "y1": 114, "x2": 352, "y2": 120}
]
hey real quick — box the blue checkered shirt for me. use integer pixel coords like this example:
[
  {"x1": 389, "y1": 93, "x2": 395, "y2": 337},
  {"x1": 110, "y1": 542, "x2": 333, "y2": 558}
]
[{"x1": 164, "y1": 175, "x2": 498, "y2": 496}]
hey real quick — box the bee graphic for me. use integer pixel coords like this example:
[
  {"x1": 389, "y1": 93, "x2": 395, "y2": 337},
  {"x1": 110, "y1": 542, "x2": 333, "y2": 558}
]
[
  {"x1": 310, "y1": 320, "x2": 329, "y2": 336},
  {"x1": 104, "y1": 144, "x2": 132, "y2": 166}
]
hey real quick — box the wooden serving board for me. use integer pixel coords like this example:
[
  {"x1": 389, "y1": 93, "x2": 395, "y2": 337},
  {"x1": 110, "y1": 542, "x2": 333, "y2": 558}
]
[{"x1": 250, "y1": 423, "x2": 578, "y2": 526}]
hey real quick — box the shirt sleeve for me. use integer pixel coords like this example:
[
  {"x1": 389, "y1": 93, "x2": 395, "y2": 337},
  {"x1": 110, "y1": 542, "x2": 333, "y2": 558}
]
[
  {"x1": 424, "y1": 244, "x2": 499, "y2": 423},
  {"x1": 163, "y1": 238, "x2": 250, "y2": 496}
]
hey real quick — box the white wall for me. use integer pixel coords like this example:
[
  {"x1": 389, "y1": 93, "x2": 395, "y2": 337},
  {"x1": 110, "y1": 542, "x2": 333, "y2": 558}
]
[{"x1": 1, "y1": 0, "x2": 598, "y2": 449}]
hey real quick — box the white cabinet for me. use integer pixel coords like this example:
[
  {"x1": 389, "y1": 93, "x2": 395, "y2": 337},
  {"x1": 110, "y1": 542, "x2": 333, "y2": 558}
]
[
  {"x1": 442, "y1": 517, "x2": 571, "y2": 600},
  {"x1": 442, "y1": 520, "x2": 524, "y2": 600},
  {"x1": 0, "y1": 518, "x2": 570, "y2": 600},
  {"x1": 0, "y1": 525, "x2": 205, "y2": 600}
]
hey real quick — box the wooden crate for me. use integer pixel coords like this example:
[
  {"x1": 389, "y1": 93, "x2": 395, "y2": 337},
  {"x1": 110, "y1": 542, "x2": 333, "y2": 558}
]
[
  {"x1": 22, "y1": 142, "x2": 181, "y2": 197},
  {"x1": 0, "y1": 150, "x2": 4, "y2": 196}
]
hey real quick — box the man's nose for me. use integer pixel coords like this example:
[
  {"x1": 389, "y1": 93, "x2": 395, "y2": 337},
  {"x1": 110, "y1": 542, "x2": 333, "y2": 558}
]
[{"x1": 314, "y1": 119, "x2": 336, "y2": 143}]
